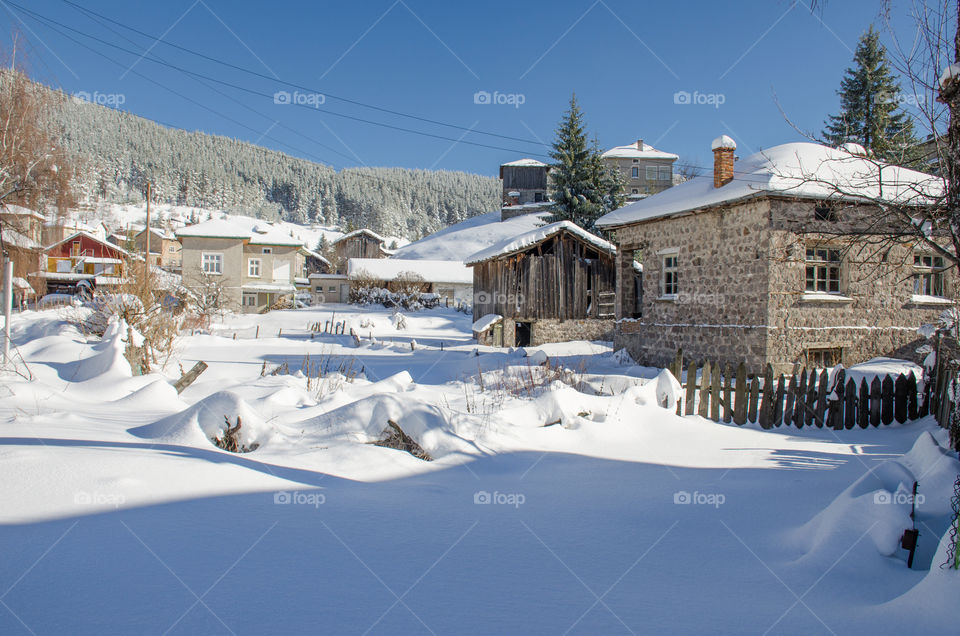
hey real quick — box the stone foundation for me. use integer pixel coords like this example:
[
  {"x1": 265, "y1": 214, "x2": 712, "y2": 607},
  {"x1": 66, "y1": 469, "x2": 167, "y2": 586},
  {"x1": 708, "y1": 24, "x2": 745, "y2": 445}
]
[{"x1": 530, "y1": 319, "x2": 613, "y2": 346}]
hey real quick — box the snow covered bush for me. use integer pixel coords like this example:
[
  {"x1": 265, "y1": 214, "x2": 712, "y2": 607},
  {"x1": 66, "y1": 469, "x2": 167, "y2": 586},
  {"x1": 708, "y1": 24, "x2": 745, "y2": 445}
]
[{"x1": 349, "y1": 285, "x2": 439, "y2": 310}]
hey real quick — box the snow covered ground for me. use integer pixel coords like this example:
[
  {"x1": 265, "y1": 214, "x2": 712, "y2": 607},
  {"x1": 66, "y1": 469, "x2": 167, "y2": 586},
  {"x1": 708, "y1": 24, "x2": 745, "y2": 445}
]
[{"x1": 0, "y1": 305, "x2": 957, "y2": 634}]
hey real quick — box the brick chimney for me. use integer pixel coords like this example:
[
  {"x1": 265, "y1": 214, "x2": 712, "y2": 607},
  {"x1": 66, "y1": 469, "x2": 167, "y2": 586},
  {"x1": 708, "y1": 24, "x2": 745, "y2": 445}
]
[{"x1": 711, "y1": 135, "x2": 736, "y2": 188}]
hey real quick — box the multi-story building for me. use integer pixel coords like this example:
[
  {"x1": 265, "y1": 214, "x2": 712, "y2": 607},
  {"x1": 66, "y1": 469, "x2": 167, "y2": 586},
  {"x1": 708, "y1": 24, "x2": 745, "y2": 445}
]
[{"x1": 601, "y1": 139, "x2": 679, "y2": 200}]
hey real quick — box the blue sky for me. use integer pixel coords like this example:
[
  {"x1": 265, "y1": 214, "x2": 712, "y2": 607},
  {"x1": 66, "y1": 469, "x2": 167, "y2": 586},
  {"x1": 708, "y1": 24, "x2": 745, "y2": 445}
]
[{"x1": 0, "y1": 0, "x2": 927, "y2": 177}]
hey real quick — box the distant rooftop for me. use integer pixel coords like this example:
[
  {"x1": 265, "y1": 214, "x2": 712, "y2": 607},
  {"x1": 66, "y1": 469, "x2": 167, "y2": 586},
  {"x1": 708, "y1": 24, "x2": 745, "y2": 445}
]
[{"x1": 601, "y1": 140, "x2": 679, "y2": 161}]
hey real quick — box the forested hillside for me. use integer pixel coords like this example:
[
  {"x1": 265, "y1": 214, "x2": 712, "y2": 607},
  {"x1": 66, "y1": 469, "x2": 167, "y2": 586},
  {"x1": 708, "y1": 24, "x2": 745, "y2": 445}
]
[{"x1": 39, "y1": 78, "x2": 499, "y2": 238}]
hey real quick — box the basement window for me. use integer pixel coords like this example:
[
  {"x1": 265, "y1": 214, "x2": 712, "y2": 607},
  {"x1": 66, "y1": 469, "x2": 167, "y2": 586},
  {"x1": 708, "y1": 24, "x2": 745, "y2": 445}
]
[{"x1": 807, "y1": 347, "x2": 842, "y2": 369}]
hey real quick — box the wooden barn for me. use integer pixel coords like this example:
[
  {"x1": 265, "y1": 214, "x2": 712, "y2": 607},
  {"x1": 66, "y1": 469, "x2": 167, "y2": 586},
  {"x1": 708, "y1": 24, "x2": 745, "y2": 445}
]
[
  {"x1": 466, "y1": 221, "x2": 617, "y2": 347},
  {"x1": 332, "y1": 229, "x2": 390, "y2": 273}
]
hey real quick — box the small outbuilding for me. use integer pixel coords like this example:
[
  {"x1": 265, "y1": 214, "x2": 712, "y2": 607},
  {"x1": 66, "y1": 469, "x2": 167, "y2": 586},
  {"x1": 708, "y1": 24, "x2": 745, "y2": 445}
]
[{"x1": 466, "y1": 221, "x2": 617, "y2": 347}]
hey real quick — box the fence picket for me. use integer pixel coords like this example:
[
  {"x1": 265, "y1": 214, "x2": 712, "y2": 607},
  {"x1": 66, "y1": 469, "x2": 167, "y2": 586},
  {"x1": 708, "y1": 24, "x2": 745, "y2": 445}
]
[
  {"x1": 870, "y1": 377, "x2": 882, "y2": 427},
  {"x1": 794, "y1": 370, "x2": 808, "y2": 428},
  {"x1": 805, "y1": 371, "x2": 817, "y2": 428},
  {"x1": 734, "y1": 363, "x2": 747, "y2": 425},
  {"x1": 773, "y1": 375, "x2": 785, "y2": 427},
  {"x1": 699, "y1": 361, "x2": 712, "y2": 418},
  {"x1": 844, "y1": 378, "x2": 857, "y2": 430},
  {"x1": 685, "y1": 360, "x2": 697, "y2": 416},
  {"x1": 830, "y1": 369, "x2": 846, "y2": 430},
  {"x1": 757, "y1": 364, "x2": 773, "y2": 429},
  {"x1": 858, "y1": 378, "x2": 869, "y2": 429},
  {"x1": 711, "y1": 364, "x2": 722, "y2": 422},
  {"x1": 894, "y1": 374, "x2": 908, "y2": 424},
  {"x1": 907, "y1": 374, "x2": 919, "y2": 420},
  {"x1": 784, "y1": 374, "x2": 796, "y2": 427},
  {"x1": 815, "y1": 369, "x2": 829, "y2": 428},
  {"x1": 748, "y1": 375, "x2": 760, "y2": 424},
  {"x1": 881, "y1": 376, "x2": 894, "y2": 425},
  {"x1": 723, "y1": 365, "x2": 733, "y2": 423}
]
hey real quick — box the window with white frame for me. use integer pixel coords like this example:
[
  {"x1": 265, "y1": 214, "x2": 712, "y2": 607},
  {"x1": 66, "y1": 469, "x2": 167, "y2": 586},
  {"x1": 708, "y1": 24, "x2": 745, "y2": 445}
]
[
  {"x1": 645, "y1": 166, "x2": 658, "y2": 180},
  {"x1": 248, "y1": 258, "x2": 261, "y2": 278},
  {"x1": 914, "y1": 253, "x2": 945, "y2": 297},
  {"x1": 262, "y1": 247, "x2": 272, "y2": 254},
  {"x1": 805, "y1": 247, "x2": 841, "y2": 293},
  {"x1": 242, "y1": 293, "x2": 257, "y2": 307},
  {"x1": 631, "y1": 166, "x2": 639, "y2": 178},
  {"x1": 202, "y1": 252, "x2": 222, "y2": 275},
  {"x1": 659, "y1": 166, "x2": 671, "y2": 181},
  {"x1": 660, "y1": 252, "x2": 679, "y2": 297}
]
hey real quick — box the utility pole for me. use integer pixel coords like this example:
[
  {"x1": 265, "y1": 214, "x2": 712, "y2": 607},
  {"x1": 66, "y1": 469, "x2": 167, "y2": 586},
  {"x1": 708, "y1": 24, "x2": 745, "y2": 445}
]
[
  {"x1": 144, "y1": 182, "x2": 151, "y2": 266},
  {"x1": 2, "y1": 250, "x2": 12, "y2": 365}
]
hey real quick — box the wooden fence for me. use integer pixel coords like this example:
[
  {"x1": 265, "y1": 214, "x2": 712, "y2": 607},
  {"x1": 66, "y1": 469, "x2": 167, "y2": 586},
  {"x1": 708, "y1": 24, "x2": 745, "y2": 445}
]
[{"x1": 667, "y1": 349, "x2": 953, "y2": 430}]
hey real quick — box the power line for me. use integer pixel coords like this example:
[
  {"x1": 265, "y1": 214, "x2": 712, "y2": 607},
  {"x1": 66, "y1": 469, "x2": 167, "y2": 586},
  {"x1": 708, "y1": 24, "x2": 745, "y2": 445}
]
[{"x1": 57, "y1": 0, "x2": 545, "y2": 148}]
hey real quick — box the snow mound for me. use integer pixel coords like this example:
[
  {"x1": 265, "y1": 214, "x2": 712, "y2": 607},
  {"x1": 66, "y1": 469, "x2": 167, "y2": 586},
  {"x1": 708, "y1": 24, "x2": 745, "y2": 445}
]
[
  {"x1": 131, "y1": 390, "x2": 275, "y2": 450},
  {"x1": 299, "y1": 393, "x2": 483, "y2": 459},
  {"x1": 69, "y1": 319, "x2": 134, "y2": 382},
  {"x1": 794, "y1": 432, "x2": 960, "y2": 564}
]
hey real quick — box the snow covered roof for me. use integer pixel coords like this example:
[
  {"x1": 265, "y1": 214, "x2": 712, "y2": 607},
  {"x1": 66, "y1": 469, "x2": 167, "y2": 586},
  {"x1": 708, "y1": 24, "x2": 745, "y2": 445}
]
[
  {"x1": 44, "y1": 231, "x2": 130, "y2": 256},
  {"x1": 347, "y1": 258, "x2": 472, "y2": 284},
  {"x1": 176, "y1": 218, "x2": 302, "y2": 246},
  {"x1": 392, "y1": 210, "x2": 552, "y2": 261},
  {"x1": 501, "y1": 158, "x2": 547, "y2": 167},
  {"x1": 601, "y1": 141, "x2": 679, "y2": 161},
  {"x1": 300, "y1": 248, "x2": 331, "y2": 265},
  {"x1": 242, "y1": 282, "x2": 297, "y2": 293},
  {"x1": 472, "y1": 313, "x2": 502, "y2": 333},
  {"x1": 597, "y1": 142, "x2": 943, "y2": 228},
  {"x1": 1, "y1": 228, "x2": 39, "y2": 249},
  {"x1": 0, "y1": 204, "x2": 45, "y2": 221},
  {"x1": 333, "y1": 228, "x2": 385, "y2": 245},
  {"x1": 465, "y1": 220, "x2": 616, "y2": 265}
]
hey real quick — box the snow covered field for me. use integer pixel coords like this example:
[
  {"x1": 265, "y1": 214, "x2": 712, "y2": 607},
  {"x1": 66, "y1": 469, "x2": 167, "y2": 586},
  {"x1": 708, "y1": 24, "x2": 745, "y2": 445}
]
[{"x1": 0, "y1": 305, "x2": 957, "y2": 634}]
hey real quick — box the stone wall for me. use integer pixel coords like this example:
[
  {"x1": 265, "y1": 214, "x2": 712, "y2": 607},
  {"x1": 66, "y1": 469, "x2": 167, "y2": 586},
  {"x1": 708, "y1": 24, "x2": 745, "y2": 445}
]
[
  {"x1": 612, "y1": 198, "x2": 772, "y2": 370},
  {"x1": 763, "y1": 198, "x2": 951, "y2": 373},
  {"x1": 530, "y1": 318, "x2": 613, "y2": 345},
  {"x1": 609, "y1": 196, "x2": 955, "y2": 373}
]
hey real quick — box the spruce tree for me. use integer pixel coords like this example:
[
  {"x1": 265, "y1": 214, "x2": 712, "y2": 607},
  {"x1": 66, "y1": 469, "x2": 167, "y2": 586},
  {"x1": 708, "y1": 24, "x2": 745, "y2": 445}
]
[
  {"x1": 823, "y1": 26, "x2": 918, "y2": 163},
  {"x1": 549, "y1": 94, "x2": 624, "y2": 230}
]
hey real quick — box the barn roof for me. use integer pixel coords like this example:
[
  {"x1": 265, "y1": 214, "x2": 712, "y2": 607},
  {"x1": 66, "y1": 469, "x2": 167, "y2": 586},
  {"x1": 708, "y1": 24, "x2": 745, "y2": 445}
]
[
  {"x1": 332, "y1": 228, "x2": 385, "y2": 245},
  {"x1": 43, "y1": 231, "x2": 130, "y2": 256},
  {"x1": 465, "y1": 221, "x2": 615, "y2": 265}
]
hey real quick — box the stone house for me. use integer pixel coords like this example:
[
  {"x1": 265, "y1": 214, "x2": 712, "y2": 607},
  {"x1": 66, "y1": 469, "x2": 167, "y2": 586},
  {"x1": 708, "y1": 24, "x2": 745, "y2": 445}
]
[
  {"x1": 596, "y1": 136, "x2": 951, "y2": 374},
  {"x1": 177, "y1": 219, "x2": 306, "y2": 313},
  {"x1": 601, "y1": 139, "x2": 678, "y2": 200},
  {"x1": 467, "y1": 221, "x2": 617, "y2": 347}
]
